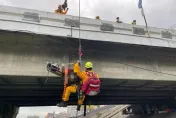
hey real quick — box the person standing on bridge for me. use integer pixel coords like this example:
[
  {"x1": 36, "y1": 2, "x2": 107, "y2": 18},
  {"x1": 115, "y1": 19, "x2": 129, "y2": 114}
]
[
  {"x1": 95, "y1": 16, "x2": 101, "y2": 20},
  {"x1": 57, "y1": 62, "x2": 100, "y2": 110},
  {"x1": 131, "y1": 20, "x2": 136, "y2": 25},
  {"x1": 54, "y1": 0, "x2": 69, "y2": 14},
  {"x1": 116, "y1": 17, "x2": 123, "y2": 23}
]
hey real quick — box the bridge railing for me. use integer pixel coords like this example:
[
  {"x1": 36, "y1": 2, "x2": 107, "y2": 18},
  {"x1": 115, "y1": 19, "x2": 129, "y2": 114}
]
[{"x1": 0, "y1": 5, "x2": 176, "y2": 48}]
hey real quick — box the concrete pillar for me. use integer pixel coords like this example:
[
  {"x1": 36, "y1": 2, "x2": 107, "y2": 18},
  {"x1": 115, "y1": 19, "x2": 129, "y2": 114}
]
[{"x1": 0, "y1": 104, "x2": 19, "y2": 118}]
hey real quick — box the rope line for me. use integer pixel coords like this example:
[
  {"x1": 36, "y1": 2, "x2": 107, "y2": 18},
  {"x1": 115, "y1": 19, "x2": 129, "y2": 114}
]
[
  {"x1": 78, "y1": 0, "x2": 82, "y2": 65},
  {"x1": 76, "y1": 0, "x2": 82, "y2": 117}
]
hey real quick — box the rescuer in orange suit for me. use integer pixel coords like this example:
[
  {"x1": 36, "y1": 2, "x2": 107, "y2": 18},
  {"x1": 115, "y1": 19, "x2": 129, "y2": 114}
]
[
  {"x1": 57, "y1": 61, "x2": 99, "y2": 108},
  {"x1": 54, "y1": 0, "x2": 68, "y2": 14},
  {"x1": 54, "y1": 5, "x2": 69, "y2": 14}
]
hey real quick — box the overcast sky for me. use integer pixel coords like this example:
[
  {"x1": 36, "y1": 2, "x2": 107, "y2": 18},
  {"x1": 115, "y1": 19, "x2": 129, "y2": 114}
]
[{"x1": 0, "y1": 0, "x2": 175, "y2": 117}]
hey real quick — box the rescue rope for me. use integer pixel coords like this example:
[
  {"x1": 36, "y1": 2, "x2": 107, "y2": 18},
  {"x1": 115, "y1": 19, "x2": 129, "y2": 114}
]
[
  {"x1": 78, "y1": 0, "x2": 82, "y2": 65},
  {"x1": 62, "y1": 82, "x2": 67, "y2": 98},
  {"x1": 76, "y1": 0, "x2": 81, "y2": 117},
  {"x1": 45, "y1": 71, "x2": 50, "y2": 84}
]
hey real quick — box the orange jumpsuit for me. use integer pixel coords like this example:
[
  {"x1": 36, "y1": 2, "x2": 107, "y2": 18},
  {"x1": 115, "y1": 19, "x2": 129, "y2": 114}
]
[
  {"x1": 54, "y1": 9, "x2": 68, "y2": 14},
  {"x1": 62, "y1": 62, "x2": 99, "y2": 105}
]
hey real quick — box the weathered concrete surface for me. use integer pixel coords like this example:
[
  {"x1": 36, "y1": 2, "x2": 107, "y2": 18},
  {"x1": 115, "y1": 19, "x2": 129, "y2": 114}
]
[
  {"x1": 1, "y1": 5, "x2": 176, "y2": 108},
  {"x1": 1, "y1": 31, "x2": 176, "y2": 81},
  {"x1": 0, "y1": 5, "x2": 176, "y2": 49},
  {"x1": 0, "y1": 5, "x2": 176, "y2": 81}
]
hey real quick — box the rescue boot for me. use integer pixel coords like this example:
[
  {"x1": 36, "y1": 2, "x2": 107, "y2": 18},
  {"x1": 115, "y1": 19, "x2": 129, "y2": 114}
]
[
  {"x1": 57, "y1": 101, "x2": 67, "y2": 107},
  {"x1": 77, "y1": 105, "x2": 81, "y2": 111}
]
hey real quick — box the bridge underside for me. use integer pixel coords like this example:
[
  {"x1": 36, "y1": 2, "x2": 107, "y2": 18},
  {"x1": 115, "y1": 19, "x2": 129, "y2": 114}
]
[
  {"x1": 1, "y1": 30, "x2": 176, "y2": 106},
  {"x1": 1, "y1": 76, "x2": 176, "y2": 106}
]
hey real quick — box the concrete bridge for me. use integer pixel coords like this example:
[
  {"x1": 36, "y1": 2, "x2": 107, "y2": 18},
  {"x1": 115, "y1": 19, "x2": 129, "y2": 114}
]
[{"x1": 1, "y1": 5, "x2": 176, "y2": 117}]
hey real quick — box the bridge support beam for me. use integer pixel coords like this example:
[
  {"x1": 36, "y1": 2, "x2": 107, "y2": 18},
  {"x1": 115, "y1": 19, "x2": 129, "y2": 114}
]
[{"x1": 0, "y1": 104, "x2": 19, "y2": 118}]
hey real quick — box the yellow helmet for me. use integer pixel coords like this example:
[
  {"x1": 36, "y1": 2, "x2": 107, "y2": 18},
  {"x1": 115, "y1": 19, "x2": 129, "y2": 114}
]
[{"x1": 85, "y1": 62, "x2": 93, "y2": 69}]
